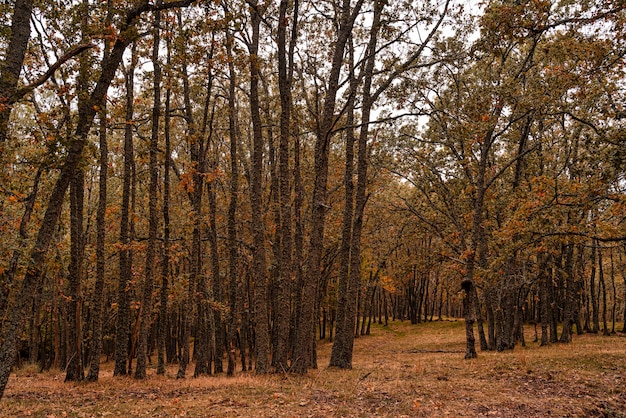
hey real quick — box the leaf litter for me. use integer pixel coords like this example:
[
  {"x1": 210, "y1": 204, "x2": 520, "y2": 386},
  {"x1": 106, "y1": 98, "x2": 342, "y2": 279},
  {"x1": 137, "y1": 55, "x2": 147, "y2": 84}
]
[{"x1": 3, "y1": 320, "x2": 626, "y2": 417}]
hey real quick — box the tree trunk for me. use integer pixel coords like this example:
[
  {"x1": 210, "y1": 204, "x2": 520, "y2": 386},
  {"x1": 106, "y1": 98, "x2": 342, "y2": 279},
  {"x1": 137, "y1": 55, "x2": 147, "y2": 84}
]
[
  {"x1": 247, "y1": 0, "x2": 270, "y2": 374},
  {"x1": 0, "y1": 0, "x2": 34, "y2": 148},
  {"x1": 114, "y1": 44, "x2": 138, "y2": 377},
  {"x1": 598, "y1": 245, "x2": 609, "y2": 336},
  {"x1": 539, "y1": 255, "x2": 550, "y2": 346},
  {"x1": 610, "y1": 248, "x2": 617, "y2": 334},
  {"x1": 224, "y1": 17, "x2": 239, "y2": 376},
  {"x1": 560, "y1": 244, "x2": 575, "y2": 343},
  {"x1": 329, "y1": 39, "x2": 358, "y2": 369},
  {"x1": 293, "y1": 0, "x2": 365, "y2": 374},
  {"x1": 207, "y1": 180, "x2": 224, "y2": 373},
  {"x1": 65, "y1": 166, "x2": 85, "y2": 383},
  {"x1": 157, "y1": 37, "x2": 173, "y2": 376},
  {"x1": 273, "y1": 0, "x2": 298, "y2": 374},
  {"x1": 589, "y1": 241, "x2": 599, "y2": 333},
  {"x1": 135, "y1": 10, "x2": 161, "y2": 379},
  {"x1": 86, "y1": 108, "x2": 107, "y2": 382}
]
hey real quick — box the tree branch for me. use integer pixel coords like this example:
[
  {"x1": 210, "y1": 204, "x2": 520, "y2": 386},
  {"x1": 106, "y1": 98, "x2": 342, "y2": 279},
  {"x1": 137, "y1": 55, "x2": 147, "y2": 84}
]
[{"x1": 11, "y1": 43, "x2": 95, "y2": 104}]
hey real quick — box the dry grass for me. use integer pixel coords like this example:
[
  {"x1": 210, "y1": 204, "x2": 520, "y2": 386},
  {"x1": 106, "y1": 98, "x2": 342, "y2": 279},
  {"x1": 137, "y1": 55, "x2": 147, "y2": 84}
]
[{"x1": 3, "y1": 320, "x2": 626, "y2": 417}]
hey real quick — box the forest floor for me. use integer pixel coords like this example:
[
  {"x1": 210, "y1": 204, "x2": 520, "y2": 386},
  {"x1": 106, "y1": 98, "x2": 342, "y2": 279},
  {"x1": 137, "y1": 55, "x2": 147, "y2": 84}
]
[{"x1": 3, "y1": 320, "x2": 626, "y2": 417}]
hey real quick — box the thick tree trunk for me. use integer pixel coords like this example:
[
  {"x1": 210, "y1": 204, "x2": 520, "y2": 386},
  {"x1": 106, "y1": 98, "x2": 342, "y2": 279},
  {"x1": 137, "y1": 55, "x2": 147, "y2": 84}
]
[
  {"x1": 0, "y1": 167, "x2": 42, "y2": 320},
  {"x1": 329, "y1": 41, "x2": 358, "y2": 369},
  {"x1": 292, "y1": 0, "x2": 365, "y2": 374},
  {"x1": 273, "y1": 0, "x2": 298, "y2": 373},
  {"x1": 331, "y1": 0, "x2": 381, "y2": 368},
  {"x1": 462, "y1": 278, "x2": 477, "y2": 359},
  {"x1": 64, "y1": 159, "x2": 85, "y2": 383},
  {"x1": 0, "y1": 0, "x2": 34, "y2": 148}
]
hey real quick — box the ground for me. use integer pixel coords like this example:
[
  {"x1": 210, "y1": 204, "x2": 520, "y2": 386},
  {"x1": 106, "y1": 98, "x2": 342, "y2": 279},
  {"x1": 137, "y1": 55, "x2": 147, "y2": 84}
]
[{"x1": 3, "y1": 320, "x2": 626, "y2": 417}]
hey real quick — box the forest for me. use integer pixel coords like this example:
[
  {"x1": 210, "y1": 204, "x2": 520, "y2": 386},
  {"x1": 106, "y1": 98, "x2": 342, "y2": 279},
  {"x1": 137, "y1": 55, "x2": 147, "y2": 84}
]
[{"x1": 1, "y1": 0, "x2": 626, "y2": 405}]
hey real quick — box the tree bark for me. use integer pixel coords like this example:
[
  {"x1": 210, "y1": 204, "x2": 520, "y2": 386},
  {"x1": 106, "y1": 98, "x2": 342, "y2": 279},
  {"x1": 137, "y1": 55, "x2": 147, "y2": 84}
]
[
  {"x1": 273, "y1": 0, "x2": 298, "y2": 374},
  {"x1": 135, "y1": 10, "x2": 162, "y2": 379},
  {"x1": 157, "y1": 34, "x2": 173, "y2": 376},
  {"x1": 65, "y1": 170, "x2": 85, "y2": 382},
  {"x1": 589, "y1": 241, "x2": 599, "y2": 333},
  {"x1": 248, "y1": 0, "x2": 270, "y2": 374},
  {"x1": 114, "y1": 43, "x2": 138, "y2": 377},
  {"x1": 0, "y1": 0, "x2": 34, "y2": 149},
  {"x1": 329, "y1": 38, "x2": 358, "y2": 369},
  {"x1": 224, "y1": 16, "x2": 239, "y2": 376},
  {"x1": 292, "y1": 0, "x2": 365, "y2": 375},
  {"x1": 86, "y1": 109, "x2": 107, "y2": 382}
]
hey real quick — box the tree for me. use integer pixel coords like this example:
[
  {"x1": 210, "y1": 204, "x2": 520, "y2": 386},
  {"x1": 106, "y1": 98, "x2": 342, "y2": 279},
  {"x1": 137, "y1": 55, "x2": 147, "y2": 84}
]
[{"x1": 0, "y1": 0, "x2": 195, "y2": 400}]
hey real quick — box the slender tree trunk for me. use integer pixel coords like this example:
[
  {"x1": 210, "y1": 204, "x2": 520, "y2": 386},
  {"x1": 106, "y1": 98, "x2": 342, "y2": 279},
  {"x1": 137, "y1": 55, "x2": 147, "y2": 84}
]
[
  {"x1": 247, "y1": 0, "x2": 270, "y2": 374},
  {"x1": 598, "y1": 245, "x2": 609, "y2": 336},
  {"x1": 224, "y1": 18, "x2": 239, "y2": 376},
  {"x1": 207, "y1": 180, "x2": 223, "y2": 373},
  {"x1": 157, "y1": 36, "x2": 173, "y2": 376},
  {"x1": 590, "y1": 241, "x2": 599, "y2": 333},
  {"x1": 620, "y1": 247, "x2": 626, "y2": 333},
  {"x1": 135, "y1": 10, "x2": 161, "y2": 379},
  {"x1": 290, "y1": 117, "x2": 304, "y2": 359},
  {"x1": 193, "y1": 35, "x2": 216, "y2": 379},
  {"x1": 157, "y1": 29, "x2": 172, "y2": 375},
  {"x1": 114, "y1": 44, "x2": 138, "y2": 377},
  {"x1": 560, "y1": 244, "x2": 575, "y2": 343},
  {"x1": 539, "y1": 255, "x2": 550, "y2": 346},
  {"x1": 86, "y1": 108, "x2": 107, "y2": 382},
  {"x1": 610, "y1": 248, "x2": 617, "y2": 334}
]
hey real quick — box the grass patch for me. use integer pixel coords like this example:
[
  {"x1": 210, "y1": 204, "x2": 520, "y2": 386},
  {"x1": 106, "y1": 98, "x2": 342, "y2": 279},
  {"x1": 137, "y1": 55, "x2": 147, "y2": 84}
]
[{"x1": 3, "y1": 321, "x2": 626, "y2": 417}]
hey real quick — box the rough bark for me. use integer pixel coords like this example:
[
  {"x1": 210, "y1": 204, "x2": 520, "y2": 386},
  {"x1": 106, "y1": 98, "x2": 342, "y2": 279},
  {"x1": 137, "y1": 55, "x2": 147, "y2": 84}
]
[
  {"x1": 248, "y1": 1, "x2": 270, "y2": 374},
  {"x1": 114, "y1": 44, "x2": 137, "y2": 377},
  {"x1": 193, "y1": 36, "x2": 216, "y2": 378},
  {"x1": 224, "y1": 17, "x2": 239, "y2": 376},
  {"x1": 86, "y1": 109, "x2": 107, "y2": 382},
  {"x1": 329, "y1": 41, "x2": 358, "y2": 368},
  {"x1": 273, "y1": 0, "x2": 298, "y2": 373},
  {"x1": 331, "y1": 0, "x2": 382, "y2": 369},
  {"x1": 292, "y1": 0, "x2": 365, "y2": 375},
  {"x1": 65, "y1": 170, "x2": 85, "y2": 382},
  {"x1": 0, "y1": 0, "x2": 34, "y2": 149},
  {"x1": 589, "y1": 242, "x2": 599, "y2": 333}
]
